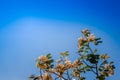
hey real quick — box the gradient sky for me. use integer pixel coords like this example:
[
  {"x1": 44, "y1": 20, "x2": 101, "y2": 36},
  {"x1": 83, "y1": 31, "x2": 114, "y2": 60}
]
[{"x1": 0, "y1": 0, "x2": 120, "y2": 80}]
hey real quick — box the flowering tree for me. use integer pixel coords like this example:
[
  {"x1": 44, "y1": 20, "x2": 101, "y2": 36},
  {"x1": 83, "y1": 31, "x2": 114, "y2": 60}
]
[{"x1": 28, "y1": 29, "x2": 115, "y2": 80}]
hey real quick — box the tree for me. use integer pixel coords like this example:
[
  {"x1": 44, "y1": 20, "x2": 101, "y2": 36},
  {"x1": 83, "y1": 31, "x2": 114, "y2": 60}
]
[{"x1": 28, "y1": 29, "x2": 115, "y2": 80}]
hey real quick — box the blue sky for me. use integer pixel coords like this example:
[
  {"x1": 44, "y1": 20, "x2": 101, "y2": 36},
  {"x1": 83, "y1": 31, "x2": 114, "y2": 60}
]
[{"x1": 0, "y1": 0, "x2": 120, "y2": 80}]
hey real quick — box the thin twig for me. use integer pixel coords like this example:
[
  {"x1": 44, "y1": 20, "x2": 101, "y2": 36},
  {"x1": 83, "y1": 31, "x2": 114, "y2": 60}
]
[
  {"x1": 87, "y1": 43, "x2": 99, "y2": 77},
  {"x1": 52, "y1": 72, "x2": 67, "y2": 80},
  {"x1": 67, "y1": 69, "x2": 71, "y2": 80}
]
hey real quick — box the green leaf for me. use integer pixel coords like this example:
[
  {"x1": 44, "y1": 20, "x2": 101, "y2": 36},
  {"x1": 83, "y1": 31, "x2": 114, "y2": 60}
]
[
  {"x1": 111, "y1": 65, "x2": 115, "y2": 69},
  {"x1": 60, "y1": 51, "x2": 69, "y2": 57},
  {"x1": 97, "y1": 75, "x2": 105, "y2": 80},
  {"x1": 50, "y1": 64, "x2": 54, "y2": 68},
  {"x1": 95, "y1": 38, "x2": 101, "y2": 41},
  {"x1": 86, "y1": 54, "x2": 100, "y2": 64},
  {"x1": 60, "y1": 52, "x2": 64, "y2": 56},
  {"x1": 46, "y1": 59, "x2": 54, "y2": 64},
  {"x1": 85, "y1": 66, "x2": 91, "y2": 71},
  {"x1": 93, "y1": 41, "x2": 98, "y2": 45},
  {"x1": 64, "y1": 51, "x2": 69, "y2": 56},
  {"x1": 94, "y1": 49, "x2": 98, "y2": 53},
  {"x1": 97, "y1": 41, "x2": 103, "y2": 45},
  {"x1": 110, "y1": 61, "x2": 114, "y2": 64},
  {"x1": 28, "y1": 74, "x2": 35, "y2": 79},
  {"x1": 98, "y1": 41, "x2": 103, "y2": 43},
  {"x1": 85, "y1": 48, "x2": 89, "y2": 53},
  {"x1": 100, "y1": 60, "x2": 108, "y2": 66},
  {"x1": 49, "y1": 59, "x2": 54, "y2": 63},
  {"x1": 46, "y1": 53, "x2": 52, "y2": 59}
]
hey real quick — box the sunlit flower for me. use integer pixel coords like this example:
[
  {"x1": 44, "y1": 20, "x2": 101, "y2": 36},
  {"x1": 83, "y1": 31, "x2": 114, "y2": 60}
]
[
  {"x1": 73, "y1": 70, "x2": 80, "y2": 77},
  {"x1": 82, "y1": 29, "x2": 89, "y2": 36},
  {"x1": 43, "y1": 72, "x2": 52, "y2": 80},
  {"x1": 49, "y1": 68, "x2": 55, "y2": 72},
  {"x1": 104, "y1": 64, "x2": 114, "y2": 76},
  {"x1": 101, "y1": 54, "x2": 110, "y2": 60},
  {"x1": 65, "y1": 59, "x2": 72, "y2": 68},
  {"x1": 87, "y1": 34, "x2": 96, "y2": 42},
  {"x1": 36, "y1": 62, "x2": 47, "y2": 69},
  {"x1": 35, "y1": 75, "x2": 43, "y2": 80},
  {"x1": 78, "y1": 37, "x2": 85, "y2": 43},
  {"x1": 109, "y1": 69, "x2": 114, "y2": 76},
  {"x1": 78, "y1": 37, "x2": 86, "y2": 48},
  {"x1": 38, "y1": 55, "x2": 48, "y2": 62},
  {"x1": 56, "y1": 64, "x2": 65, "y2": 70},
  {"x1": 105, "y1": 64, "x2": 110, "y2": 70},
  {"x1": 56, "y1": 64, "x2": 66, "y2": 75},
  {"x1": 72, "y1": 60, "x2": 82, "y2": 68}
]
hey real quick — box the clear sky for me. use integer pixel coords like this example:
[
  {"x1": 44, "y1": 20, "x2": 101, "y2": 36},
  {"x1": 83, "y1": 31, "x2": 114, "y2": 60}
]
[{"x1": 0, "y1": 0, "x2": 120, "y2": 80}]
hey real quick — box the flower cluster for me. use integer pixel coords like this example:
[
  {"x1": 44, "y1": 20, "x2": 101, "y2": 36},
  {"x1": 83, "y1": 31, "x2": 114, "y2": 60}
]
[
  {"x1": 31, "y1": 72, "x2": 52, "y2": 80},
  {"x1": 36, "y1": 55, "x2": 48, "y2": 69},
  {"x1": 29, "y1": 29, "x2": 115, "y2": 80},
  {"x1": 43, "y1": 72, "x2": 52, "y2": 80},
  {"x1": 82, "y1": 29, "x2": 90, "y2": 36},
  {"x1": 99, "y1": 62, "x2": 115, "y2": 79},
  {"x1": 78, "y1": 29, "x2": 101, "y2": 50},
  {"x1": 55, "y1": 56, "x2": 82, "y2": 78},
  {"x1": 77, "y1": 29, "x2": 115, "y2": 80}
]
